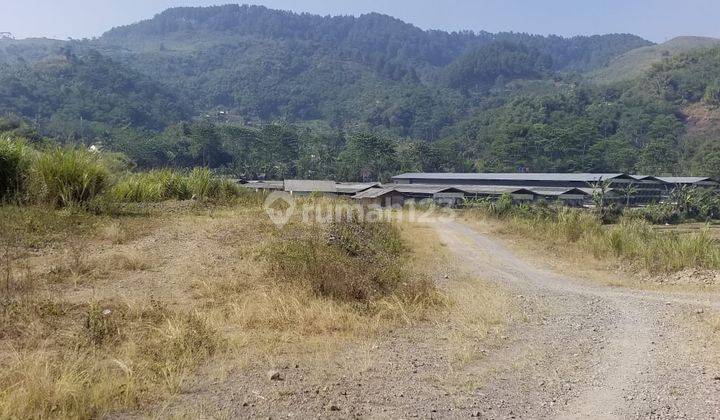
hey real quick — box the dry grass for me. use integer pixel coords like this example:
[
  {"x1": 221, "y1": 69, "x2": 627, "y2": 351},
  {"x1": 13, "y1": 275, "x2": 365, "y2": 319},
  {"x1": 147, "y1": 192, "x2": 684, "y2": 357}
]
[
  {"x1": 462, "y1": 207, "x2": 720, "y2": 278},
  {"x1": 0, "y1": 202, "x2": 459, "y2": 417},
  {"x1": 708, "y1": 314, "x2": 720, "y2": 334},
  {"x1": 399, "y1": 219, "x2": 516, "y2": 364}
]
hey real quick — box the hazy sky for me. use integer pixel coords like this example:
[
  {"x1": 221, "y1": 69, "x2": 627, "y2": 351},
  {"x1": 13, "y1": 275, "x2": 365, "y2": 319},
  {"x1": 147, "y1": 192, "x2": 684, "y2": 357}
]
[{"x1": 1, "y1": 0, "x2": 719, "y2": 43}]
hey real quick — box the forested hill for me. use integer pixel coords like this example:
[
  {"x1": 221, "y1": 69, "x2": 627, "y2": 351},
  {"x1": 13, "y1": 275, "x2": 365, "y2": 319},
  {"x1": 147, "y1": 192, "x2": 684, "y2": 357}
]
[
  {"x1": 79, "y1": 4, "x2": 650, "y2": 138},
  {"x1": 0, "y1": 49, "x2": 190, "y2": 134},
  {"x1": 99, "y1": 5, "x2": 650, "y2": 74},
  {"x1": 8, "y1": 4, "x2": 720, "y2": 179}
]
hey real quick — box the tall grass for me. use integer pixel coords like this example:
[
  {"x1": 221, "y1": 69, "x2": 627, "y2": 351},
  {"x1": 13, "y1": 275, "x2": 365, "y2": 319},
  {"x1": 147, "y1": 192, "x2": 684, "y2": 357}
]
[
  {"x1": 28, "y1": 147, "x2": 109, "y2": 208},
  {"x1": 109, "y1": 168, "x2": 241, "y2": 203},
  {"x1": 1, "y1": 139, "x2": 248, "y2": 208},
  {"x1": 469, "y1": 205, "x2": 720, "y2": 274},
  {"x1": 0, "y1": 137, "x2": 34, "y2": 201},
  {"x1": 109, "y1": 169, "x2": 191, "y2": 202}
]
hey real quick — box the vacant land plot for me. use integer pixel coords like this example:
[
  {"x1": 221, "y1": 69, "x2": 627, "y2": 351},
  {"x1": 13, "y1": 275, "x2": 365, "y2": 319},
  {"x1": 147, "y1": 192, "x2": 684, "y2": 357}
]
[{"x1": 0, "y1": 201, "x2": 514, "y2": 417}]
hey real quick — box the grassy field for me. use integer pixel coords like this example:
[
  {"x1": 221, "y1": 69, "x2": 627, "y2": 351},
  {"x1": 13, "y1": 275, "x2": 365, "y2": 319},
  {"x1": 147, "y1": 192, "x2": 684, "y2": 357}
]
[
  {"x1": 0, "y1": 197, "x2": 515, "y2": 417},
  {"x1": 0, "y1": 138, "x2": 517, "y2": 416}
]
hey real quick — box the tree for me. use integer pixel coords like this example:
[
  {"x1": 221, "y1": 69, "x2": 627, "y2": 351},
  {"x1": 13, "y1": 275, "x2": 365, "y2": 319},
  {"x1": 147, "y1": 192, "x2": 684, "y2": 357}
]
[
  {"x1": 188, "y1": 122, "x2": 230, "y2": 167},
  {"x1": 338, "y1": 132, "x2": 397, "y2": 182}
]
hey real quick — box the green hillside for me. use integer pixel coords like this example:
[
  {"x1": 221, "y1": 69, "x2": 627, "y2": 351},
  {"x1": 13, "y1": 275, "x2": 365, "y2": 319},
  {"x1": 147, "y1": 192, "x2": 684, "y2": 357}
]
[
  {"x1": 0, "y1": 4, "x2": 650, "y2": 142},
  {"x1": 589, "y1": 36, "x2": 720, "y2": 83},
  {"x1": 5, "y1": 5, "x2": 720, "y2": 179},
  {"x1": 0, "y1": 38, "x2": 66, "y2": 65},
  {"x1": 88, "y1": 5, "x2": 650, "y2": 138},
  {"x1": 0, "y1": 50, "x2": 190, "y2": 137}
]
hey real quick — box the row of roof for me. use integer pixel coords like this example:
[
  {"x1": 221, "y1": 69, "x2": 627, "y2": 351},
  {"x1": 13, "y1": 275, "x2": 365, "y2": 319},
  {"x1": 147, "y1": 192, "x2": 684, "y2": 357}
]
[
  {"x1": 242, "y1": 180, "x2": 380, "y2": 194},
  {"x1": 240, "y1": 174, "x2": 720, "y2": 200},
  {"x1": 353, "y1": 184, "x2": 595, "y2": 200},
  {"x1": 391, "y1": 173, "x2": 719, "y2": 185},
  {"x1": 240, "y1": 180, "x2": 599, "y2": 200}
]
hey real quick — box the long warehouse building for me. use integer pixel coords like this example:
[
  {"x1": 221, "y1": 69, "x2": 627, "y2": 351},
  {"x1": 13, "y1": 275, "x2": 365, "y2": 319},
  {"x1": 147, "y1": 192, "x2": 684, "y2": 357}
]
[{"x1": 391, "y1": 172, "x2": 667, "y2": 203}]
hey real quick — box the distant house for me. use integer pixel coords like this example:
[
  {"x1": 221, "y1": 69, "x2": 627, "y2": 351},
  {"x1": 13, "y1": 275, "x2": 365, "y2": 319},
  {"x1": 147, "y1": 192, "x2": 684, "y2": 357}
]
[
  {"x1": 352, "y1": 185, "x2": 543, "y2": 208},
  {"x1": 240, "y1": 180, "x2": 379, "y2": 196},
  {"x1": 392, "y1": 172, "x2": 638, "y2": 188},
  {"x1": 336, "y1": 182, "x2": 380, "y2": 196},
  {"x1": 352, "y1": 187, "x2": 405, "y2": 207}
]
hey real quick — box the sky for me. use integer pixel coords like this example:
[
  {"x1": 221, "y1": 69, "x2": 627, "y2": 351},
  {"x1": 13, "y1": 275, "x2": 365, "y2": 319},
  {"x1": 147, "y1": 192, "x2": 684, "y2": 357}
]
[{"x1": 1, "y1": 0, "x2": 719, "y2": 43}]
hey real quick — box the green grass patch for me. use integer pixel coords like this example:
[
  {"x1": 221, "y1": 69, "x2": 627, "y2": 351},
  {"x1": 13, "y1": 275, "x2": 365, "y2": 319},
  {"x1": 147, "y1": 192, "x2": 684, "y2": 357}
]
[
  {"x1": 109, "y1": 168, "x2": 241, "y2": 203},
  {"x1": 28, "y1": 147, "x2": 109, "y2": 208},
  {"x1": 0, "y1": 137, "x2": 34, "y2": 202}
]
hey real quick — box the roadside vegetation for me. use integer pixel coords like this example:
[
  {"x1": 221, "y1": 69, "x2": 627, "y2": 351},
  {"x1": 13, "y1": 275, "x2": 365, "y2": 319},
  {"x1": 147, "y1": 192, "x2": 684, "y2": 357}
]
[{"x1": 465, "y1": 194, "x2": 720, "y2": 274}]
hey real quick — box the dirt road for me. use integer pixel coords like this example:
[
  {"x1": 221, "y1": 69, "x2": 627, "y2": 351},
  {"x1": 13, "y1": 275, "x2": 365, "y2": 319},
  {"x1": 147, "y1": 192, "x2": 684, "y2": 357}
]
[
  {"x1": 434, "y1": 220, "x2": 720, "y2": 419},
  {"x1": 160, "y1": 219, "x2": 720, "y2": 418}
]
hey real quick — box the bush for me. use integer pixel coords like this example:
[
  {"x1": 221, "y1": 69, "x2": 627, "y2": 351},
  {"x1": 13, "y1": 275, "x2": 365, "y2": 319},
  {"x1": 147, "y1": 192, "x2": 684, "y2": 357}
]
[
  {"x1": 625, "y1": 187, "x2": 720, "y2": 224},
  {"x1": 625, "y1": 203, "x2": 680, "y2": 224},
  {"x1": 0, "y1": 137, "x2": 33, "y2": 201},
  {"x1": 28, "y1": 147, "x2": 109, "y2": 208},
  {"x1": 266, "y1": 216, "x2": 430, "y2": 304}
]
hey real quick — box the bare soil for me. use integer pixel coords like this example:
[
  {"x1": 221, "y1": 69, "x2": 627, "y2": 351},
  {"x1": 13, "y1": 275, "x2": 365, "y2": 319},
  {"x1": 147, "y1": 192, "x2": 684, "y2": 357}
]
[{"x1": 144, "y1": 219, "x2": 720, "y2": 419}]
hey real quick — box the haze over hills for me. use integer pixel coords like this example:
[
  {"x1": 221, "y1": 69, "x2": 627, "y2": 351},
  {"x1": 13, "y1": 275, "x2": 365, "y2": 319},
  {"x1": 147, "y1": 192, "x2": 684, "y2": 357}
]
[
  {"x1": 1, "y1": 4, "x2": 720, "y2": 179},
  {"x1": 589, "y1": 36, "x2": 720, "y2": 83}
]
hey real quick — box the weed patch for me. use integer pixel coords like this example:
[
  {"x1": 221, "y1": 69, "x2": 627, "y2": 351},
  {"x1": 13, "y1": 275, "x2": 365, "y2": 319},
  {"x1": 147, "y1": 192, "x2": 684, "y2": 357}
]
[{"x1": 266, "y1": 217, "x2": 435, "y2": 306}]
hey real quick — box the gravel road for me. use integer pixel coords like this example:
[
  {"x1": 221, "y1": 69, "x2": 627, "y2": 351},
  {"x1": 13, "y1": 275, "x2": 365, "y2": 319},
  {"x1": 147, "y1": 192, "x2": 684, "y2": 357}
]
[{"x1": 434, "y1": 220, "x2": 720, "y2": 419}]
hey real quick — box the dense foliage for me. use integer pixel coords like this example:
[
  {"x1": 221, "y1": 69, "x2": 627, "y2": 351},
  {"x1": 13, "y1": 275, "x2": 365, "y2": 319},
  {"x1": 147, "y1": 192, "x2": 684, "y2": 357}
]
[{"x1": 0, "y1": 50, "x2": 189, "y2": 137}]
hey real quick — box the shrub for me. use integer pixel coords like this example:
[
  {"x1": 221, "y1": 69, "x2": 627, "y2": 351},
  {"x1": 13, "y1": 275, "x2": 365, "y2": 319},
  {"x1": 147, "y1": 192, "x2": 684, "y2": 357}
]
[
  {"x1": 266, "y1": 217, "x2": 430, "y2": 304},
  {"x1": 28, "y1": 147, "x2": 109, "y2": 208},
  {"x1": 554, "y1": 207, "x2": 602, "y2": 242},
  {"x1": 625, "y1": 203, "x2": 680, "y2": 224},
  {"x1": 0, "y1": 137, "x2": 33, "y2": 201}
]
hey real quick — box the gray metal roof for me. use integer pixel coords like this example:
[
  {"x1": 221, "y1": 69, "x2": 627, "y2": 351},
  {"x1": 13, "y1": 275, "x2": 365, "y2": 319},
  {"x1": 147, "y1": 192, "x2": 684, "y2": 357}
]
[
  {"x1": 241, "y1": 181, "x2": 283, "y2": 190},
  {"x1": 336, "y1": 182, "x2": 380, "y2": 194},
  {"x1": 381, "y1": 183, "x2": 596, "y2": 197},
  {"x1": 352, "y1": 187, "x2": 397, "y2": 199},
  {"x1": 284, "y1": 180, "x2": 337, "y2": 193},
  {"x1": 523, "y1": 187, "x2": 591, "y2": 197},
  {"x1": 391, "y1": 172, "x2": 632, "y2": 182},
  {"x1": 657, "y1": 177, "x2": 719, "y2": 185},
  {"x1": 455, "y1": 186, "x2": 590, "y2": 197},
  {"x1": 629, "y1": 175, "x2": 665, "y2": 183},
  {"x1": 392, "y1": 184, "x2": 449, "y2": 194},
  {"x1": 444, "y1": 185, "x2": 534, "y2": 195}
]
